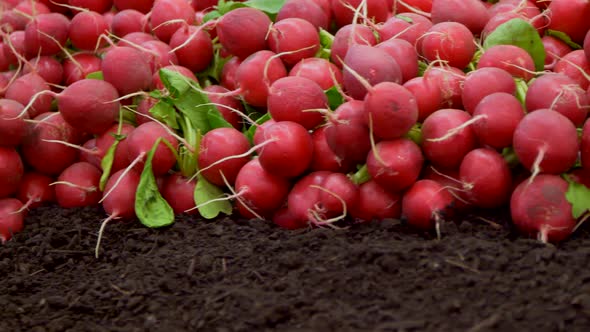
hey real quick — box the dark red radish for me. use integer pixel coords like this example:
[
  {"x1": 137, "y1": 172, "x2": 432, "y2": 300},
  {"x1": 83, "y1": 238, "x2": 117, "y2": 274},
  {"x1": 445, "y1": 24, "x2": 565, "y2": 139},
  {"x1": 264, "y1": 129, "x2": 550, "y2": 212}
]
[
  {"x1": 0, "y1": 198, "x2": 25, "y2": 243},
  {"x1": 461, "y1": 67, "x2": 516, "y2": 114},
  {"x1": 525, "y1": 73, "x2": 589, "y2": 126},
  {"x1": 191, "y1": 0, "x2": 218, "y2": 11},
  {"x1": 22, "y1": 56, "x2": 64, "y2": 87},
  {"x1": 324, "y1": 100, "x2": 371, "y2": 165},
  {"x1": 126, "y1": 121, "x2": 179, "y2": 176},
  {"x1": 583, "y1": 119, "x2": 590, "y2": 169},
  {"x1": 0, "y1": 99, "x2": 28, "y2": 147},
  {"x1": 459, "y1": 148, "x2": 512, "y2": 208},
  {"x1": 102, "y1": 46, "x2": 153, "y2": 95},
  {"x1": 276, "y1": 0, "x2": 330, "y2": 30},
  {"x1": 216, "y1": 7, "x2": 272, "y2": 59},
  {"x1": 38, "y1": 0, "x2": 69, "y2": 13},
  {"x1": 272, "y1": 207, "x2": 307, "y2": 230},
  {"x1": 420, "y1": 22, "x2": 476, "y2": 70},
  {"x1": 543, "y1": 36, "x2": 572, "y2": 71},
  {"x1": 62, "y1": 53, "x2": 102, "y2": 86},
  {"x1": 268, "y1": 18, "x2": 320, "y2": 66},
  {"x1": 0, "y1": 46, "x2": 8, "y2": 73},
  {"x1": 79, "y1": 138, "x2": 102, "y2": 168},
  {"x1": 258, "y1": 121, "x2": 314, "y2": 178},
  {"x1": 95, "y1": 122, "x2": 135, "y2": 172},
  {"x1": 117, "y1": 31, "x2": 155, "y2": 47},
  {"x1": 431, "y1": 0, "x2": 490, "y2": 35},
  {"x1": 0, "y1": 147, "x2": 24, "y2": 198},
  {"x1": 267, "y1": 76, "x2": 327, "y2": 130},
  {"x1": 364, "y1": 82, "x2": 419, "y2": 140},
  {"x1": 152, "y1": 64, "x2": 197, "y2": 90},
  {"x1": 546, "y1": 0, "x2": 590, "y2": 44},
  {"x1": 342, "y1": 45, "x2": 402, "y2": 100},
  {"x1": 393, "y1": 0, "x2": 432, "y2": 13},
  {"x1": 367, "y1": 138, "x2": 424, "y2": 193},
  {"x1": 235, "y1": 50, "x2": 288, "y2": 107},
  {"x1": 513, "y1": 109, "x2": 579, "y2": 175},
  {"x1": 421, "y1": 108, "x2": 478, "y2": 169},
  {"x1": 2, "y1": 31, "x2": 27, "y2": 67},
  {"x1": 16, "y1": 172, "x2": 55, "y2": 210},
  {"x1": 553, "y1": 50, "x2": 590, "y2": 90},
  {"x1": 511, "y1": 174, "x2": 576, "y2": 243},
  {"x1": 113, "y1": 0, "x2": 154, "y2": 13},
  {"x1": 350, "y1": 180, "x2": 402, "y2": 222},
  {"x1": 69, "y1": 11, "x2": 109, "y2": 51},
  {"x1": 24, "y1": 13, "x2": 70, "y2": 57},
  {"x1": 54, "y1": 162, "x2": 102, "y2": 208},
  {"x1": 310, "y1": 127, "x2": 354, "y2": 173},
  {"x1": 234, "y1": 158, "x2": 291, "y2": 219},
  {"x1": 169, "y1": 25, "x2": 214, "y2": 73},
  {"x1": 375, "y1": 38, "x2": 418, "y2": 83},
  {"x1": 586, "y1": 29, "x2": 590, "y2": 63},
  {"x1": 203, "y1": 85, "x2": 243, "y2": 130},
  {"x1": 111, "y1": 9, "x2": 148, "y2": 37},
  {"x1": 472, "y1": 92, "x2": 525, "y2": 150},
  {"x1": 68, "y1": 0, "x2": 113, "y2": 13},
  {"x1": 331, "y1": 0, "x2": 390, "y2": 28},
  {"x1": 141, "y1": 40, "x2": 179, "y2": 72},
  {"x1": 161, "y1": 173, "x2": 198, "y2": 215},
  {"x1": 198, "y1": 127, "x2": 252, "y2": 187},
  {"x1": 477, "y1": 44, "x2": 536, "y2": 82},
  {"x1": 403, "y1": 76, "x2": 443, "y2": 122},
  {"x1": 21, "y1": 112, "x2": 83, "y2": 176},
  {"x1": 5, "y1": 73, "x2": 52, "y2": 118},
  {"x1": 377, "y1": 13, "x2": 433, "y2": 46},
  {"x1": 570, "y1": 167, "x2": 590, "y2": 188},
  {"x1": 423, "y1": 65, "x2": 466, "y2": 110},
  {"x1": 402, "y1": 179, "x2": 454, "y2": 234},
  {"x1": 1, "y1": 2, "x2": 50, "y2": 32},
  {"x1": 330, "y1": 23, "x2": 378, "y2": 68},
  {"x1": 220, "y1": 56, "x2": 241, "y2": 91},
  {"x1": 289, "y1": 57, "x2": 343, "y2": 90},
  {"x1": 149, "y1": 0, "x2": 195, "y2": 43}
]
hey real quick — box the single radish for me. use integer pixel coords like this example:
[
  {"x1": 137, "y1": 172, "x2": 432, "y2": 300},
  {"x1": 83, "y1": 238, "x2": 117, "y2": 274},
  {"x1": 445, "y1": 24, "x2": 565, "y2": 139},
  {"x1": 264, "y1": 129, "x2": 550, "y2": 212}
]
[
  {"x1": 330, "y1": 23, "x2": 377, "y2": 68},
  {"x1": 258, "y1": 121, "x2": 314, "y2": 178},
  {"x1": 402, "y1": 179, "x2": 454, "y2": 236},
  {"x1": 62, "y1": 53, "x2": 102, "y2": 86},
  {"x1": 350, "y1": 180, "x2": 402, "y2": 222},
  {"x1": 95, "y1": 122, "x2": 136, "y2": 172},
  {"x1": 141, "y1": 39, "x2": 179, "y2": 72},
  {"x1": 310, "y1": 126, "x2": 354, "y2": 173},
  {"x1": 169, "y1": 25, "x2": 214, "y2": 73},
  {"x1": 203, "y1": 85, "x2": 243, "y2": 130},
  {"x1": 79, "y1": 138, "x2": 102, "y2": 168},
  {"x1": 234, "y1": 50, "x2": 288, "y2": 107},
  {"x1": 53, "y1": 162, "x2": 102, "y2": 208},
  {"x1": 289, "y1": 57, "x2": 343, "y2": 90},
  {"x1": 403, "y1": 76, "x2": 443, "y2": 122},
  {"x1": 216, "y1": 7, "x2": 272, "y2": 59},
  {"x1": 126, "y1": 121, "x2": 179, "y2": 176},
  {"x1": 5, "y1": 73, "x2": 52, "y2": 118},
  {"x1": 272, "y1": 207, "x2": 307, "y2": 230},
  {"x1": 101, "y1": 45, "x2": 153, "y2": 96},
  {"x1": 22, "y1": 56, "x2": 64, "y2": 87},
  {"x1": 367, "y1": 138, "x2": 424, "y2": 193},
  {"x1": 546, "y1": 0, "x2": 590, "y2": 44},
  {"x1": 2, "y1": 30, "x2": 26, "y2": 67},
  {"x1": 0, "y1": 198, "x2": 25, "y2": 243},
  {"x1": 420, "y1": 22, "x2": 476, "y2": 70},
  {"x1": 111, "y1": 9, "x2": 149, "y2": 37},
  {"x1": 220, "y1": 56, "x2": 241, "y2": 91},
  {"x1": 0, "y1": 147, "x2": 24, "y2": 198},
  {"x1": 377, "y1": 13, "x2": 433, "y2": 46},
  {"x1": 69, "y1": 10, "x2": 109, "y2": 51},
  {"x1": 277, "y1": 0, "x2": 330, "y2": 30},
  {"x1": 472, "y1": 92, "x2": 525, "y2": 149},
  {"x1": 268, "y1": 18, "x2": 320, "y2": 66},
  {"x1": 331, "y1": 0, "x2": 389, "y2": 28},
  {"x1": 423, "y1": 65, "x2": 466, "y2": 110},
  {"x1": 543, "y1": 35, "x2": 572, "y2": 70},
  {"x1": 0, "y1": 99, "x2": 29, "y2": 147},
  {"x1": 161, "y1": 173, "x2": 198, "y2": 215},
  {"x1": 431, "y1": 0, "x2": 490, "y2": 35},
  {"x1": 24, "y1": 12, "x2": 70, "y2": 57},
  {"x1": 324, "y1": 100, "x2": 371, "y2": 166},
  {"x1": 477, "y1": 45, "x2": 536, "y2": 82},
  {"x1": 461, "y1": 67, "x2": 516, "y2": 114},
  {"x1": 459, "y1": 148, "x2": 512, "y2": 208},
  {"x1": 16, "y1": 172, "x2": 56, "y2": 210},
  {"x1": 149, "y1": 0, "x2": 195, "y2": 43},
  {"x1": 553, "y1": 50, "x2": 590, "y2": 90}
]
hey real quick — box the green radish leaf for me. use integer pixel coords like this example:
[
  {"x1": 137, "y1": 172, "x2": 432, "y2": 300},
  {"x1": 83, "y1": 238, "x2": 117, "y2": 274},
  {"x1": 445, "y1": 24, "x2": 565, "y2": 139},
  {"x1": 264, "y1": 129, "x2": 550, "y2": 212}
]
[
  {"x1": 159, "y1": 68, "x2": 191, "y2": 97},
  {"x1": 564, "y1": 174, "x2": 590, "y2": 219},
  {"x1": 206, "y1": 108, "x2": 234, "y2": 129},
  {"x1": 175, "y1": 89, "x2": 212, "y2": 134},
  {"x1": 514, "y1": 78, "x2": 529, "y2": 107},
  {"x1": 136, "y1": 139, "x2": 175, "y2": 228},
  {"x1": 325, "y1": 86, "x2": 344, "y2": 110},
  {"x1": 243, "y1": 0, "x2": 286, "y2": 14},
  {"x1": 150, "y1": 89, "x2": 163, "y2": 99},
  {"x1": 194, "y1": 174, "x2": 233, "y2": 219},
  {"x1": 245, "y1": 112, "x2": 271, "y2": 143},
  {"x1": 545, "y1": 30, "x2": 582, "y2": 50},
  {"x1": 99, "y1": 140, "x2": 119, "y2": 192},
  {"x1": 86, "y1": 71, "x2": 103, "y2": 80},
  {"x1": 149, "y1": 100, "x2": 179, "y2": 129},
  {"x1": 350, "y1": 164, "x2": 371, "y2": 185},
  {"x1": 404, "y1": 123, "x2": 423, "y2": 145},
  {"x1": 203, "y1": 10, "x2": 222, "y2": 22},
  {"x1": 483, "y1": 18, "x2": 546, "y2": 72},
  {"x1": 319, "y1": 28, "x2": 334, "y2": 49}
]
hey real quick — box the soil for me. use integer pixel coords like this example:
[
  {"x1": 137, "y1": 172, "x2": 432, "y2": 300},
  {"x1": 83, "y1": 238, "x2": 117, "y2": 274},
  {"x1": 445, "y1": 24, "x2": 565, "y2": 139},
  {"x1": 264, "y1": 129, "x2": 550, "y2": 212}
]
[{"x1": 1, "y1": 205, "x2": 590, "y2": 332}]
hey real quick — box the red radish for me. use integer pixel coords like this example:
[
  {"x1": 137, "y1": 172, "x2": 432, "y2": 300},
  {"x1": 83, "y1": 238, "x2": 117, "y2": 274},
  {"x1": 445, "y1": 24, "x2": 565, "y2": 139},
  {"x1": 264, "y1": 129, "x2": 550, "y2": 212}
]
[
  {"x1": 431, "y1": 0, "x2": 490, "y2": 35},
  {"x1": 420, "y1": 22, "x2": 476, "y2": 70},
  {"x1": 268, "y1": 18, "x2": 320, "y2": 66},
  {"x1": 141, "y1": 40, "x2": 179, "y2": 72},
  {"x1": 68, "y1": 0, "x2": 113, "y2": 13},
  {"x1": 216, "y1": 7, "x2": 272, "y2": 59},
  {"x1": 272, "y1": 207, "x2": 306, "y2": 230},
  {"x1": 111, "y1": 9, "x2": 148, "y2": 37},
  {"x1": 62, "y1": 53, "x2": 102, "y2": 85},
  {"x1": 461, "y1": 67, "x2": 516, "y2": 114},
  {"x1": 22, "y1": 56, "x2": 64, "y2": 87},
  {"x1": 235, "y1": 50, "x2": 288, "y2": 107},
  {"x1": 234, "y1": 158, "x2": 291, "y2": 219},
  {"x1": 513, "y1": 109, "x2": 579, "y2": 176},
  {"x1": 203, "y1": 85, "x2": 243, "y2": 130},
  {"x1": 472, "y1": 92, "x2": 525, "y2": 149},
  {"x1": 38, "y1": 0, "x2": 70, "y2": 13},
  {"x1": 582, "y1": 119, "x2": 590, "y2": 169},
  {"x1": 350, "y1": 180, "x2": 402, "y2": 222},
  {"x1": 0, "y1": 147, "x2": 24, "y2": 198},
  {"x1": 5, "y1": 73, "x2": 52, "y2": 118},
  {"x1": 102, "y1": 45, "x2": 153, "y2": 95},
  {"x1": 511, "y1": 174, "x2": 576, "y2": 243},
  {"x1": 0, "y1": 198, "x2": 25, "y2": 243},
  {"x1": 135, "y1": 96, "x2": 158, "y2": 126},
  {"x1": 191, "y1": 0, "x2": 218, "y2": 11},
  {"x1": 113, "y1": 0, "x2": 154, "y2": 13},
  {"x1": 161, "y1": 173, "x2": 198, "y2": 215},
  {"x1": 459, "y1": 148, "x2": 512, "y2": 208},
  {"x1": 310, "y1": 127, "x2": 354, "y2": 172},
  {"x1": 421, "y1": 108, "x2": 478, "y2": 169},
  {"x1": 152, "y1": 64, "x2": 197, "y2": 90},
  {"x1": 21, "y1": 112, "x2": 83, "y2": 176},
  {"x1": 198, "y1": 127, "x2": 252, "y2": 186},
  {"x1": 525, "y1": 73, "x2": 589, "y2": 126},
  {"x1": 422, "y1": 165, "x2": 470, "y2": 212},
  {"x1": 377, "y1": 13, "x2": 433, "y2": 46},
  {"x1": 95, "y1": 122, "x2": 135, "y2": 172},
  {"x1": 54, "y1": 162, "x2": 102, "y2": 208},
  {"x1": 253, "y1": 119, "x2": 277, "y2": 146},
  {"x1": 267, "y1": 76, "x2": 327, "y2": 130},
  {"x1": 342, "y1": 45, "x2": 402, "y2": 100},
  {"x1": 1, "y1": 1, "x2": 51, "y2": 32},
  {"x1": 149, "y1": 0, "x2": 195, "y2": 43},
  {"x1": 546, "y1": 0, "x2": 590, "y2": 44},
  {"x1": 324, "y1": 100, "x2": 371, "y2": 165},
  {"x1": 117, "y1": 32, "x2": 155, "y2": 47},
  {"x1": 402, "y1": 179, "x2": 454, "y2": 235},
  {"x1": 220, "y1": 56, "x2": 241, "y2": 91},
  {"x1": 367, "y1": 138, "x2": 424, "y2": 193},
  {"x1": 24, "y1": 13, "x2": 70, "y2": 57},
  {"x1": 423, "y1": 65, "x2": 466, "y2": 110},
  {"x1": 393, "y1": 0, "x2": 432, "y2": 13},
  {"x1": 126, "y1": 121, "x2": 179, "y2": 176},
  {"x1": 403, "y1": 76, "x2": 443, "y2": 122},
  {"x1": 277, "y1": 0, "x2": 330, "y2": 30},
  {"x1": 553, "y1": 50, "x2": 590, "y2": 90},
  {"x1": 330, "y1": 24, "x2": 378, "y2": 68},
  {"x1": 169, "y1": 25, "x2": 214, "y2": 73},
  {"x1": 482, "y1": 10, "x2": 546, "y2": 38},
  {"x1": 2, "y1": 30, "x2": 26, "y2": 67},
  {"x1": 331, "y1": 0, "x2": 389, "y2": 28},
  {"x1": 375, "y1": 38, "x2": 418, "y2": 83},
  {"x1": 543, "y1": 35, "x2": 572, "y2": 70},
  {"x1": 79, "y1": 138, "x2": 102, "y2": 168},
  {"x1": 69, "y1": 11, "x2": 109, "y2": 51},
  {"x1": 585, "y1": 29, "x2": 590, "y2": 63},
  {"x1": 258, "y1": 121, "x2": 314, "y2": 178},
  {"x1": 0, "y1": 99, "x2": 28, "y2": 147},
  {"x1": 289, "y1": 57, "x2": 343, "y2": 90},
  {"x1": 477, "y1": 45, "x2": 536, "y2": 82},
  {"x1": 16, "y1": 172, "x2": 56, "y2": 210}
]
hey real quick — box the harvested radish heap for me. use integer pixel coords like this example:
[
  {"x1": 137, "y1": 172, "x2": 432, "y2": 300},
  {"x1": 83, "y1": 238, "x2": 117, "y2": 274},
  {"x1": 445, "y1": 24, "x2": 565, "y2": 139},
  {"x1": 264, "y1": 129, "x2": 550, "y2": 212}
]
[{"x1": 1, "y1": 0, "x2": 590, "y2": 250}]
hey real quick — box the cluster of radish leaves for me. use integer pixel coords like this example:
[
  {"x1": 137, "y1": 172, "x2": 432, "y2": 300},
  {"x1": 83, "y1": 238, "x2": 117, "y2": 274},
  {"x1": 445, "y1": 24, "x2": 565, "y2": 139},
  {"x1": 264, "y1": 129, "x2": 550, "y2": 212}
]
[{"x1": 202, "y1": 0, "x2": 287, "y2": 22}]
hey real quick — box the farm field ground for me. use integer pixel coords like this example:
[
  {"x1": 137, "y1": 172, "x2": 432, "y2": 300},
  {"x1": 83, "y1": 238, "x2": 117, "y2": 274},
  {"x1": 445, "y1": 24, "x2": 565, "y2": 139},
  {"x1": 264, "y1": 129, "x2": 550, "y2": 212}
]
[{"x1": 1, "y1": 206, "x2": 590, "y2": 332}]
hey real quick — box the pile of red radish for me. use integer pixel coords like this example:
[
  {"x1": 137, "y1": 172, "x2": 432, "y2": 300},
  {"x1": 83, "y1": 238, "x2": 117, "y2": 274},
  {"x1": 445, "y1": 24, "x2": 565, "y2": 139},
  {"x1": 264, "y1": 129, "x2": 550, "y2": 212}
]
[{"x1": 1, "y1": 0, "x2": 590, "y2": 256}]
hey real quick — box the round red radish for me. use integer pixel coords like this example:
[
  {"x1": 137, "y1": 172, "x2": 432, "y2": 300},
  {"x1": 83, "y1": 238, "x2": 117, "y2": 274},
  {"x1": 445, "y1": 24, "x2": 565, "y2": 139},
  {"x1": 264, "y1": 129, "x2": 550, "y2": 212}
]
[
  {"x1": 5, "y1": 73, "x2": 52, "y2": 118},
  {"x1": 331, "y1": 0, "x2": 389, "y2": 28},
  {"x1": 102, "y1": 46, "x2": 153, "y2": 95},
  {"x1": 402, "y1": 179, "x2": 454, "y2": 232},
  {"x1": 461, "y1": 67, "x2": 516, "y2": 114},
  {"x1": 459, "y1": 148, "x2": 512, "y2": 208},
  {"x1": 79, "y1": 138, "x2": 102, "y2": 168},
  {"x1": 0, "y1": 147, "x2": 24, "y2": 198},
  {"x1": 377, "y1": 13, "x2": 433, "y2": 46},
  {"x1": 16, "y1": 172, "x2": 56, "y2": 210},
  {"x1": 364, "y1": 82, "x2": 418, "y2": 140},
  {"x1": 543, "y1": 35, "x2": 572, "y2": 70},
  {"x1": 276, "y1": 0, "x2": 330, "y2": 30},
  {"x1": 101, "y1": 168, "x2": 142, "y2": 221},
  {"x1": 268, "y1": 18, "x2": 320, "y2": 66},
  {"x1": 324, "y1": 100, "x2": 371, "y2": 165},
  {"x1": 111, "y1": 9, "x2": 148, "y2": 37},
  {"x1": 472, "y1": 92, "x2": 525, "y2": 149},
  {"x1": 235, "y1": 50, "x2": 288, "y2": 107},
  {"x1": 350, "y1": 180, "x2": 402, "y2": 223},
  {"x1": 95, "y1": 122, "x2": 135, "y2": 172},
  {"x1": 367, "y1": 138, "x2": 424, "y2": 193},
  {"x1": 216, "y1": 7, "x2": 272, "y2": 59},
  {"x1": 198, "y1": 127, "x2": 252, "y2": 186},
  {"x1": 375, "y1": 38, "x2": 419, "y2": 83},
  {"x1": 126, "y1": 121, "x2": 179, "y2": 176},
  {"x1": 149, "y1": 0, "x2": 195, "y2": 43},
  {"x1": 152, "y1": 64, "x2": 197, "y2": 90},
  {"x1": 423, "y1": 66, "x2": 466, "y2": 110},
  {"x1": 220, "y1": 56, "x2": 241, "y2": 91},
  {"x1": 258, "y1": 121, "x2": 314, "y2": 178},
  {"x1": 403, "y1": 76, "x2": 443, "y2": 122},
  {"x1": 2, "y1": 31, "x2": 26, "y2": 67},
  {"x1": 62, "y1": 53, "x2": 102, "y2": 86},
  {"x1": 161, "y1": 173, "x2": 198, "y2": 215},
  {"x1": 0, "y1": 198, "x2": 25, "y2": 243},
  {"x1": 113, "y1": 0, "x2": 154, "y2": 13},
  {"x1": 546, "y1": 0, "x2": 590, "y2": 44},
  {"x1": 141, "y1": 40, "x2": 179, "y2": 72},
  {"x1": 54, "y1": 162, "x2": 102, "y2": 208},
  {"x1": 310, "y1": 126, "x2": 354, "y2": 173},
  {"x1": 0, "y1": 99, "x2": 29, "y2": 147},
  {"x1": 169, "y1": 25, "x2": 214, "y2": 73},
  {"x1": 553, "y1": 50, "x2": 590, "y2": 90},
  {"x1": 272, "y1": 207, "x2": 306, "y2": 230},
  {"x1": 477, "y1": 45, "x2": 536, "y2": 82},
  {"x1": 330, "y1": 24, "x2": 377, "y2": 68},
  {"x1": 289, "y1": 57, "x2": 343, "y2": 90},
  {"x1": 420, "y1": 22, "x2": 476, "y2": 70},
  {"x1": 431, "y1": 0, "x2": 490, "y2": 35},
  {"x1": 69, "y1": 11, "x2": 108, "y2": 51},
  {"x1": 24, "y1": 13, "x2": 70, "y2": 57}
]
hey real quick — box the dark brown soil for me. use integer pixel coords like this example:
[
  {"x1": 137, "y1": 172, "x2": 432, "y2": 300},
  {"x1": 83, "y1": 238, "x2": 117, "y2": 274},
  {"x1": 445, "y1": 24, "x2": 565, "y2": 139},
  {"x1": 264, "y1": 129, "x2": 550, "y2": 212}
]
[{"x1": 1, "y1": 205, "x2": 590, "y2": 332}]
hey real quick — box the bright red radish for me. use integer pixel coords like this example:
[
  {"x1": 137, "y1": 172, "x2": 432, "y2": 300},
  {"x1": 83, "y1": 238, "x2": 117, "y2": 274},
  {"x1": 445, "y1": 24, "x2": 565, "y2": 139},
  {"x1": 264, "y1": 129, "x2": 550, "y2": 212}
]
[
  {"x1": 277, "y1": 0, "x2": 330, "y2": 30},
  {"x1": 24, "y1": 13, "x2": 70, "y2": 57},
  {"x1": 553, "y1": 50, "x2": 590, "y2": 90},
  {"x1": 62, "y1": 53, "x2": 102, "y2": 86},
  {"x1": 2, "y1": 30, "x2": 26, "y2": 67},
  {"x1": 375, "y1": 38, "x2": 418, "y2": 83},
  {"x1": 543, "y1": 36, "x2": 572, "y2": 70},
  {"x1": 5, "y1": 73, "x2": 52, "y2": 118},
  {"x1": 423, "y1": 66, "x2": 466, "y2": 110},
  {"x1": 95, "y1": 122, "x2": 135, "y2": 172},
  {"x1": 461, "y1": 67, "x2": 516, "y2": 114},
  {"x1": 350, "y1": 180, "x2": 402, "y2": 222},
  {"x1": 546, "y1": 0, "x2": 590, "y2": 44},
  {"x1": 126, "y1": 121, "x2": 179, "y2": 176},
  {"x1": 0, "y1": 147, "x2": 24, "y2": 198},
  {"x1": 161, "y1": 173, "x2": 198, "y2": 215},
  {"x1": 272, "y1": 207, "x2": 306, "y2": 230},
  {"x1": 310, "y1": 127, "x2": 354, "y2": 173},
  {"x1": 402, "y1": 179, "x2": 454, "y2": 235},
  {"x1": 0, "y1": 198, "x2": 25, "y2": 243},
  {"x1": 169, "y1": 25, "x2": 214, "y2": 73},
  {"x1": 511, "y1": 174, "x2": 576, "y2": 243},
  {"x1": 431, "y1": 0, "x2": 490, "y2": 35},
  {"x1": 141, "y1": 40, "x2": 179, "y2": 72},
  {"x1": 152, "y1": 64, "x2": 197, "y2": 90},
  {"x1": 420, "y1": 22, "x2": 476, "y2": 70},
  {"x1": 16, "y1": 172, "x2": 56, "y2": 210},
  {"x1": 79, "y1": 138, "x2": 102, "y2": 168},
  {"x1": 111, "y1": 9, "x2": 148, "y2": 37},
  {"x1": 216, "y1": 7, "x2": 272, "y2": 59},
  {"x1": 113, "y1": 0, "x2": 154, "y2": 13},
  {"x1": 403, "y1": 76, "x2": 443, "y2": 122},
  {"x1": 220, "y1": 56, "x2": 241, "y2": 91},
  {"x1": 472, "y1": 92, "x2": 525, "y2": 150},
  {"x1": 235, "y1": 50, "x2": 288, "y2": 107},
  {"x1": 69, "y1": 10, "x2": 108, "y2": 51},
  {"x1": 330, "y1": 24, "x2": 377, "y2": 68},
  {"x1": 268, "y1": 18, "x2": 320, "y2": 66},
  {"x1": 289, "y1": 57, "x2": 343, "y2": 90},
  {"x1": 477, "y1": 45, "x2": 536, "y2": 82},
  {"x1": 0, "y1": 99, "x2": 28, "y2": 147},
  {"x1": 102, "y1": 45, "x2": 153, "y2": 95},
  {"x1": 459, "y1": 148, "x2": 512, "y2": 208},
  {"x1": 364, "y1": 82, "x2": 419, "y2": 140},
  {"x1": 331, "y1": 0, "x2": 389, "y2": 28},
  {"x1": 54, "y1": 162, "x2": 102, "y2": 208},
  {"x1": 367, "y1": 138, "x2": 424, "y2": 193},
  {"x1": 68, "y1": 0, "x2": 114, "y2": 13},
  {"x1": 258, "y1": 121, "x2": 314, "y2": 178},
  {"x1": 377, "y1": 13, "x2": 433, "y2": 46},
  {"x1": 149, "y1": 0, "x2": 195, "y2": 43},
  {"x1": 324, "y1": 100, "x2": 371, "y2": 165},
  {"x1": 22, "y1": 56, "x2": 64, "y2": 87}
]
